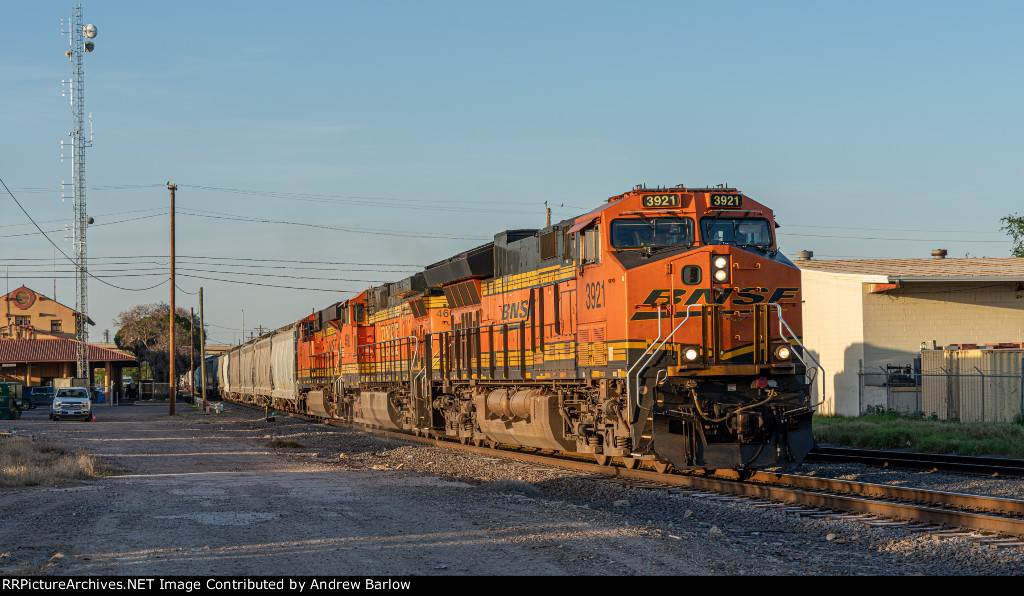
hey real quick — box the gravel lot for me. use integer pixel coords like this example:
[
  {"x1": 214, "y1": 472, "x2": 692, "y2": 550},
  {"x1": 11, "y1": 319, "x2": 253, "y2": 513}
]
[{"x1": 2, "y1": 402, "x2": 1024, "y2": 576}]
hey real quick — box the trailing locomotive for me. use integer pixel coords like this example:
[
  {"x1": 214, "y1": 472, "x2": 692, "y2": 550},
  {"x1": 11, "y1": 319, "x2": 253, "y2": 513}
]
[{"x1": 214, "y1": 186, "x2": 819, "y2": 472}]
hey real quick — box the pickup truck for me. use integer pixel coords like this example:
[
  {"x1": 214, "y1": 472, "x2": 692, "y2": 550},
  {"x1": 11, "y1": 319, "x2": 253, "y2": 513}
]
[{"x1": 50, "y1": 387, "x2": 93, "y2": 421}]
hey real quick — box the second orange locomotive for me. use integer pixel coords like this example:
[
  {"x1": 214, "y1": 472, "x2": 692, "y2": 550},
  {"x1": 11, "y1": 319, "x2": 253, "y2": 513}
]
[{"x1": 225, "y1": 185, "x2": 817, "y2": 472}]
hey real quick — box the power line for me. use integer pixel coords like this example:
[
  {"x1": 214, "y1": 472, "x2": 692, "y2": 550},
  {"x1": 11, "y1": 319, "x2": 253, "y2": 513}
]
[
  {"x1": 177, "y1": 208, "x2": 489, "y2": 241},
  {"x1": 0, "y1": 175, "x2": 168, "y2": 292},
  {"x1": 777, "y1": 231, "x2": 1009, "y2": 244},
  {"x1": 177, "y1": 273, "x2": 362, "y2": 293},
  {"x1": 0, "y1": 254, "x2": 425, "y2": 267}
]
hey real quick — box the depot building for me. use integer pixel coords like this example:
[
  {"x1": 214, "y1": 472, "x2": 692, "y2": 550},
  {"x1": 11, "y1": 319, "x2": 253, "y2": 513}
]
[{"x1": 1, "y1": 285, "x2": 135, "y2": 397}]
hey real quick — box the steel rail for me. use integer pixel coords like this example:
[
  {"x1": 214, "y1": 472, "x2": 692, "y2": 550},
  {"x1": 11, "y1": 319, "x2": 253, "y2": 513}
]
[{"x1": 806, "y1": 446, "x2": 1024, "y2": 478}]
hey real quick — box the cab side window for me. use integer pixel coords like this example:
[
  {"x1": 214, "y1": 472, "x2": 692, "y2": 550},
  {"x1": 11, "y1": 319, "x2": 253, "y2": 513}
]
[{"x1": 581, "y1": 226, "x2": 601, "y2": 265}]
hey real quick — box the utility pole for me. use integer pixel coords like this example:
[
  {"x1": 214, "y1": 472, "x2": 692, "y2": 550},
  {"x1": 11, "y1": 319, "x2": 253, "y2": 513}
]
[
  {"x1": 190, "y1": 306, "x2": 194, "y2": 400},
  {"x1": 168, "y1": 182, "x2": 176, "y2": 415},
  {"x1": 200, "y1": 287, "x2": 206, "y2": 406}
]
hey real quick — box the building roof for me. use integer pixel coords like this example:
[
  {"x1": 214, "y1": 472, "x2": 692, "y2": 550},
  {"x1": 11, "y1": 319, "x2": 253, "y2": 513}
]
[
  {"x1": 797, "y1": 257, "x2": 1024, "y2": 283},
  {"x1": 0, "y1": 338, "x2": 135, "y2": 364}
]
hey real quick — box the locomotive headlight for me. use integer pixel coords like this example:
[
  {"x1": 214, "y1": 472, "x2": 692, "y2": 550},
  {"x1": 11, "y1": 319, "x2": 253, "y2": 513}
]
[
  {"x1": 683, "y1": 347, "x2": 700, "y2": 361},
  {"x1": 711, "y1": 254, "x2": 730, "y2": 283},
  {"x1": 773, "y1": 344, "x2": 792, "y2": 361}
]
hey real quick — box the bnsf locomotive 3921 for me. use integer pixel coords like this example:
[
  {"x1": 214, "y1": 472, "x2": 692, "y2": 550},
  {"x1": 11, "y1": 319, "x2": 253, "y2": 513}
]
[{"x1": 213, "y1": 185, "x2": 819, "y2": 472}]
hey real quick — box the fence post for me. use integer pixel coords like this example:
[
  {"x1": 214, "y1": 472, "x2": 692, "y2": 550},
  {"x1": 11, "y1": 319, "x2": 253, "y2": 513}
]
[
  {"x1": 858, "y1": 359, "x2": 863, "y2": 415},
  {"x1": 974, "y1": 366, "x2": 985, "y2": 423}
]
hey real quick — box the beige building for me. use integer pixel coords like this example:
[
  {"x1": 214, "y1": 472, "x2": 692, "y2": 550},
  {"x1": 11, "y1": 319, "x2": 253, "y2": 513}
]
[
  {"x1": 797, "y1": 257, "x2": 1024, "y2": 417},
  {"x1": 2, "y1": 285, "x2": 93, "y2": 340},
  {"x1": 1, "y1": 285, "x2": 135, "y2": 400}
]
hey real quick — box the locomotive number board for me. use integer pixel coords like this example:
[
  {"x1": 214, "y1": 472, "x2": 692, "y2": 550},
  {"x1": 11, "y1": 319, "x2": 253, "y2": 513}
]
[
  {"x1": 641, "y1": 194, "x2": 681, "y2": 208},
  {"x1": 709, "y1": 193, "x2": 743, "y2": 208}
]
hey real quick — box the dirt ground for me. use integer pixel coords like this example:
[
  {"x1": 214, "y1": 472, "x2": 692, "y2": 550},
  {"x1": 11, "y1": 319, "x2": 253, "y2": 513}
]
[
  {"x1": 3, "y1": 401, "x2": 1022, "y2": 577},
  {"x1": 0, "y1": 403, "x2": 704, "y2": 576}
]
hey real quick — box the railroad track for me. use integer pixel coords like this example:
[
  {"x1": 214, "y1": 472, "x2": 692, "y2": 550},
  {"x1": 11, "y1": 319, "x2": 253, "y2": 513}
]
[
  {"x1": 240, "y1": 403, "x2": 1024, "y2": 548},
  {"x1": 807, "y1": 446, "x2": 1024, "y2": 477}
]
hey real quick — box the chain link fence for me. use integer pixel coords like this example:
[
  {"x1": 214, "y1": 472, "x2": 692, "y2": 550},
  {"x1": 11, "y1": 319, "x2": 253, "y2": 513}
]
[
  {"x1": 129, "y1": 382, "x2": 197, "y2": 404},
  {"x1": 858, "y1": 354, "x2": 1024, "y2": 422}
]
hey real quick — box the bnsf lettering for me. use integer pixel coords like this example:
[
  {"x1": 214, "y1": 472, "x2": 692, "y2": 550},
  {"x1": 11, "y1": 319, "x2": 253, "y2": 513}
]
[
  {"x1": 641, "y1": 289, "x2": 670, "y2": 306},
  {"x1": 684, "y1": 288, "x2": 733, "y2": 305},
  {"x1": 768, "y1": 287, "x2": 799, "y2": 303},
  {"x1": 631, "y1": 287, "x2": 798, "y2": 320},
  {"x1": 501, "y1": 300, "x2": 531, "y2": 321},
  {"x1": 732, "y1": 287, "x2": 768, "y2": 305}
]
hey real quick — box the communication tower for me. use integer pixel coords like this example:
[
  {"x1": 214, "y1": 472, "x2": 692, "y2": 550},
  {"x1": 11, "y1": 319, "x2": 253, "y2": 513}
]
[{"x1": 60, "y1": 5, "x2": 98, "y2": 378}]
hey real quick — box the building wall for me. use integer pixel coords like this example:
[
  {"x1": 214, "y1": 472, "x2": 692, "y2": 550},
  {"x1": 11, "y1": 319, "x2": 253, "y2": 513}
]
[
  {"x1": 861, "y1": 281, "x2": 1024, "y2": 372},
  {"x1": 800, "y1": 270, "x2": 870, "y2": 417},
  {"x1": 2, "y1": 287, "x2": 79, "y2": 340}
]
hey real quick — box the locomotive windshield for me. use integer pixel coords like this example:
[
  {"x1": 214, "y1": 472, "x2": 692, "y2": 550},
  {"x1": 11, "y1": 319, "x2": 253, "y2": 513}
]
[
  {"x1": 611, "y1": 217, "x2": 694, "y2": 249},
  {"x1": 700, "y1": 217, "x2": 773, "y2": 248}
]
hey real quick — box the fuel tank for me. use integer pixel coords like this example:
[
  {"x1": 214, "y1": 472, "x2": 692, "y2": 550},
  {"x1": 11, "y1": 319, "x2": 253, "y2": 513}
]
[
  {"x1": 474, "y1": 388, "x2": 576, "y2": 451},
  {"x1": 355, "y1": 390, "x2": 403, "y2": 430}
]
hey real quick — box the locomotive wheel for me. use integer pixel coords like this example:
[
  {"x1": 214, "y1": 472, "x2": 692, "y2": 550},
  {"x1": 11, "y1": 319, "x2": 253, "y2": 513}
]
[
  {"x1": 472, "y1": 438, "x2": 484, "y2": 447},
  {"x1": 488, "y1": 440, "x2": 498, "y2": 450},
  {"x1": 594, "y1": 454, "x2": 612, "y2": 467},
  {"x1": 620, "y1": 457, "x2": 641, "y2": 470},
  {"x1": 459, "y1": 437, "x2": 469, "y2": 445}
]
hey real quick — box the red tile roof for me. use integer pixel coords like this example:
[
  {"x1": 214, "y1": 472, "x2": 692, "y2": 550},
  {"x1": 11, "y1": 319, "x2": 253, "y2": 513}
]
[{"x1": 0, "y1": 338, "x2": 136, "y2": 363}]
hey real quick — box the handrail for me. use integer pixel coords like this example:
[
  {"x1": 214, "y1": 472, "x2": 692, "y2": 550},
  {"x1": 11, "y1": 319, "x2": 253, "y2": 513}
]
[
  {"x1": 357, "y1": 335, "x2": 419, "y2": 383},
  {"x1": 414, "y1": 344, "x2": 443, "y2": 384},
  {"x1": 631, "y1": 304, "x2": 704, "y2": 409},
  {"x1": 626, "y1": 306, "x2": 663, "y2": 423},
  {"x1": 424, "y1": 320, "x2": 529, "y2": 380},
  {"x1": 425, "y1": 320, "x2": 527, "y2": 337},
  {"x1": 768, "y1": 302, "x2": 825, "y2": 406}
]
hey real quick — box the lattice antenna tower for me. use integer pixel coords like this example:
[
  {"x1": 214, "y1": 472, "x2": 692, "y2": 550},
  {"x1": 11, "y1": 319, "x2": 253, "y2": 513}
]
[{"x1": 60, "y1": 5, "x2": 97, "y2": 378}]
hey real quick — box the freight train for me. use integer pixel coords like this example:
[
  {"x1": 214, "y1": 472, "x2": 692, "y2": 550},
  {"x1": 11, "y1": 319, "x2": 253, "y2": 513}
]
[{"x1": 209, "y1": 185, "x2": 819, "y2": 472}]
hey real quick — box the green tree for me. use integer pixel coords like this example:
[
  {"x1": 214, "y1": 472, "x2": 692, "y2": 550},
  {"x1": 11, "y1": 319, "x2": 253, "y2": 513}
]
[{"x1": 1002, "y1": 213, "x2": 1024, "y2": 257}]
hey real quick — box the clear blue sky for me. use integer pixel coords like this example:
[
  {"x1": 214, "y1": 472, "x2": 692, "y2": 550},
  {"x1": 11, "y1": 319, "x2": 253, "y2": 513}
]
[{"x1": 2, "y1": 1, "x2": 1022, "y2": 345}]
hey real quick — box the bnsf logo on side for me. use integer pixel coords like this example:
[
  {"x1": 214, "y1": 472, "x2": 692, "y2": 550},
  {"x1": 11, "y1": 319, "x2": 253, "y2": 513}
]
[
  {"x1": 501, "y1": 300, "x2": 531, "y2": 322},
  {"x1": 640, "y1": 287, "x2": 798, "y2": 306}
]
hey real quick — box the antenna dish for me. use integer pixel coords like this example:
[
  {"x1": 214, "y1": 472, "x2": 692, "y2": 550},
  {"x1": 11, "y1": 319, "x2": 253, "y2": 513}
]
[
  {"x1": 66, "y1": 50, "x2": 73, "y2": 57},
  {"x1": 84, "y1": 41, "x2": 95, "y2": 52},
  {"x1": 83, "y1": 24, "x2": 97, "y2": 38}
]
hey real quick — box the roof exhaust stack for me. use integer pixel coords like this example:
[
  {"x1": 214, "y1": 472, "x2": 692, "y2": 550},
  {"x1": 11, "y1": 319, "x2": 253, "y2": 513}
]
[
  {"x1": 796, "y1": 250, "x2": 813, "y2": 261},
  {"x1": 931, "y1": 249, "x2": 947, "y2": 259}
]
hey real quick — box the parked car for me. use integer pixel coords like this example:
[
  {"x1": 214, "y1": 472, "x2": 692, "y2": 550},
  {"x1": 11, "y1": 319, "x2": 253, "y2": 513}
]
[
  {"x1": 21, "y1": 386, "x2": 55, "y2": 410},
  {"x1": 50, "y1": 387, "x2": 92, "y2": 421}
]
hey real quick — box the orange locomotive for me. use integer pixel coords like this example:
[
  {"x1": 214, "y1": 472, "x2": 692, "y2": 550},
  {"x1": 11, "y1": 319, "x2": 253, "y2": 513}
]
[{"x1": 281, "y1": 185, "x2": 818, "y2": 472}]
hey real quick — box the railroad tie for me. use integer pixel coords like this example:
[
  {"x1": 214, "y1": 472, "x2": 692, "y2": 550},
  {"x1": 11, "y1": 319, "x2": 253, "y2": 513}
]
[{"x1": 978, "y1": 540, "x2": 1024, "y2": 549}]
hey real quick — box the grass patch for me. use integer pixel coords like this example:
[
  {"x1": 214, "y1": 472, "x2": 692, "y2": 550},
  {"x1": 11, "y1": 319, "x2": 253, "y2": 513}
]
[
  {"x1": 0, "y1": 436, "x2": 113, "y2": 488},
  {"x1": 264, "y1": 439, "x2": 304, "y2": 449},
  {"x1": 814, "y1": 412, "x2": 1024, "y2": 458}
]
